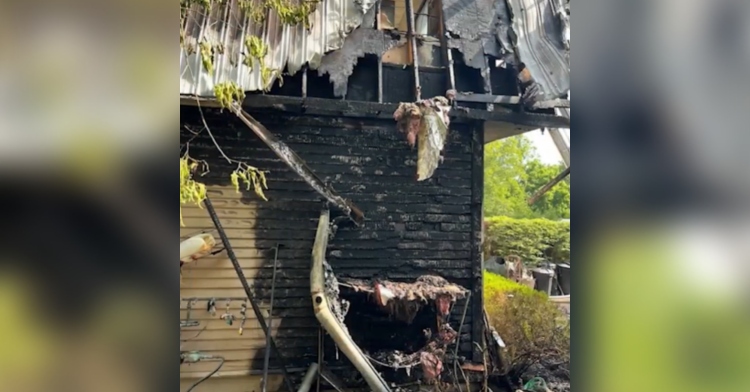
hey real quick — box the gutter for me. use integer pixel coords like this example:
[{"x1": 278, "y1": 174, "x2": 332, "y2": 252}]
[{"x1": 310, "y1": 208, "x2": 391, "y2": 392}]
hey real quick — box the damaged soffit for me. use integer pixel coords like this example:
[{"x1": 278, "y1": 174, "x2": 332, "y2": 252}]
[
  {"x1": 443, "y1": 0, "x2": 570, "y2": 100},
  {"x1": 318, "y1": 8, "x2": 403, "y2": 97},
  {"x1": 180, "y1": 0, "x2": 379, "y2": 96}
]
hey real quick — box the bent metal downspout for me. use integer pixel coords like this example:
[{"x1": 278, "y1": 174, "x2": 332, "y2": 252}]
[{"x1": 310, "y1": 208, "x2": 391, "y2": 392}]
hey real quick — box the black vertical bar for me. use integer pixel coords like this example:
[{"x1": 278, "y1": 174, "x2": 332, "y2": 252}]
[
  {"x1": 302, "y1": 66, "x2": 308, "y2": 98},
  {"x1": 405, "y1": 0, "x2": 421, "y2": 100},
  {"x1": 470, "y1": 124, "x2": 485, "y2": 363},
  {"x1": 261, "y1": 244, "x2": 280, "y2": 392},
  {"x1": 204, "y1": 197, "x2": 296, "y2": 392},
  {"x1": 482, "y1": 56, "x2": 494, "y2": 111}
]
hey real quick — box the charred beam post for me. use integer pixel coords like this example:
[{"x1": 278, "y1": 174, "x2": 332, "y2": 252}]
[
  {"x1": 405, "y1": 0, "x2": 421, "y2": 101},
  {"x1": 482, "y1": 56, "x2": 494, "y2": 112},
  {"x1": 470, "y1": 124, "x2": 485, "y2": 363},
  {"x1": 203, "y1": 197, "x2": 296, "y2": 392},
  {"x1": 438, "y1": 1, "x2": 456, "y2": 92},
  {"x1": 229, "y1": 102, "x2": 365, "y2": 226},
  {"x1": 528, "y1": 166, "x2": 570, "y2": 205},
  {"x1": 375, "y1": 0, "x2": 384, "y2": 103}
]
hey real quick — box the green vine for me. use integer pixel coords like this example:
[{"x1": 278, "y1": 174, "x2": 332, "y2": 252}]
[
  {"x1": 230, "y1": 164, "x2": 269, "y2": 201},
  {"x1": 243, "y1": 35, "x2": 281, "y2": 91},
  {"x1": 199, "y1": 41, "x2": 214, "y2": 74},
  {"x1": 266, "y1": 0, "x2": 320, "y2": 29},
  {"x1": 180, "y1": 153, "x2": 269, "y2": 227},
  {"x1": 214, "y1": 82, "x2": 246, "y2": 109},
  {"x1": 239, "y1": 0, "x2": 267, "y2": 23},
  {"x1": 243, "y1": 35, "x2": 268, "y2": 70},
  {"x1": 180, "y1": 155, "x2": 209, "y2": 227},
  {"x1": 237, "y1": 0, "x2": 320, "y2": 29}
]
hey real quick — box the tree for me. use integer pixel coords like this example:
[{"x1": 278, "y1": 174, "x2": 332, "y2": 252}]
[
  {"x1": 483, "y1": 136, "x2": 534, "y2": 218},
  {"x1": 484, "y1": 135, "x2": 570, "y2": 220},
  {"x1": 524, "y1": 160, "x2": 570, "y2": 220}
]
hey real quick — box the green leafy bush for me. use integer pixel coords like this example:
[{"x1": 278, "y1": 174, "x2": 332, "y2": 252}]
[
  {"x1": 484, "y1": 272, "x2": 570, "y2": 383},
  {"x1": 484, "y1": 216, "x2": 570, "y2": 264},
  {"x1": 484, "y1": 270, "x2": 541, "y2": 298}
]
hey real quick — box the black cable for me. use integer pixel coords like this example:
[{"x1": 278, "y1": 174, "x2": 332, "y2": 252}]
[{"x1": 186, "y1": 357, "x2": 225, "y2": 392}]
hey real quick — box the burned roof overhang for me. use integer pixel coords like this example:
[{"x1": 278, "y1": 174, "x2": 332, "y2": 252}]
[
  {"x1": 443, "y1": 0, "x2": 570, "y2": 100},
  {"x1": 180, "y1": 94, "x2": 571, "y2": 129}
]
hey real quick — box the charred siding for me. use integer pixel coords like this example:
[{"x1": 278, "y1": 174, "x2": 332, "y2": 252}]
[{"x1": 180, "y1": 105, "x2": 481, "y2": 376}]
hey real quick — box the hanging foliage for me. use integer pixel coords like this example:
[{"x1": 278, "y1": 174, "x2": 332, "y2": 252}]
[
  {"x1": 199, "y1": 40, "x2": 214, "y2": 75},
  {"x1": 180, "y1": 153, "x2": 269, "y2": 227},
  {"x1": 214, "y1": 82, "x2": 246, "y2": 109},
  {"x1": 179, "y1": 156, "x2": 209, "y2": 226},
  {"x1": 265, "y1": 0, "x2": 320, "y2": 29},
  {"x1": 230, "y1": 164, "x2": 269, "y2": 201}
]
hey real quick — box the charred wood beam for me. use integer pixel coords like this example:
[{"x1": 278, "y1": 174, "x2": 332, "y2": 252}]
[
  {"x1": 375, "y1": 1, "x2": 383, "y2": 103},
  {"x1": 405, "y1": 0, "x2": 421, "y2": 101},
  {"x1": 228, "y1": 102, "x2": 366, "y2": 226},
  {"x1": 455, "y1": 93, "x2": 570, "y2": 109},
  {"x1": 438, "y1": 4, "x2": 456, "y2": 92},
  {"x1": 482, "y1": 57, "x2": 494, "y2": 112},
  {"x1": 527, "y1": 166, "x2": 571, "y2": 205},
  {"x1": 180, "y1": 95, "x2": 570, "y2": 129},
  {"x1": 203, "y1": 197, "x2": 296, "y2": 392}
]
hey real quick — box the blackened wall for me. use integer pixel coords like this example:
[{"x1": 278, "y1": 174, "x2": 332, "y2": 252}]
[{"x1": 179, "y1": 105, "x2": 484, "y2": 381}]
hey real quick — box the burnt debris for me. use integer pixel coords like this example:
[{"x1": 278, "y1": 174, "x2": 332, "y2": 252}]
[
  {"x1": 393, "y1": 95, "x2": 452, "y2": 181},
  {"x1": 339, "y1": 275, "x2": 469, "y2": 384}
]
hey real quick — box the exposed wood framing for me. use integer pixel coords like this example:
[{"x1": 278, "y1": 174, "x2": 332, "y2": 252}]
[
  {"x1": 527, "y1": 166, "x2": 571, "y2": 205},
  {"x1": 405, "y1": 0, "x2": 422, "y2": 100},
  {"x1": 181, "y1": 95, "x2": 570, "y2": 129},
  {"x1": 482, "y1": 57, "x2": 494, "y2": 112},
  {"x1": 376, "y1": 0, "x2": 384, "y2": 103},
  {"x1": 438, "y1": 0, "x2": 456, "y2": 92},
  {"x1": 470, "y1": 124, "x2": 485, "y2": 362},
  {"x1": 228, "y1": 102, "x2": 366, "y2": 226}
]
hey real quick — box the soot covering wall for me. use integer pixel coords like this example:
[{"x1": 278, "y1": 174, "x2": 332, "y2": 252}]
[{"x1": 179, "y1": 105, "x2": 482, "y2": 376}]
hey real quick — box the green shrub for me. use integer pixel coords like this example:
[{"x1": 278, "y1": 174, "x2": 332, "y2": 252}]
[
  {"x1": 484, "y1": 216, "x2": 570, "y2": 264},
  {"x1": 484, "y1": 272, "x2": 570, "y2": 382},
  {"x1": 484, "y1": 271, "x2": 541, "y2": 299}
]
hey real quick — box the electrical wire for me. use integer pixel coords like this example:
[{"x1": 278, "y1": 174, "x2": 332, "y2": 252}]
[{"x1": 186, "y1": 357, "x2": 225, "y2": 392}]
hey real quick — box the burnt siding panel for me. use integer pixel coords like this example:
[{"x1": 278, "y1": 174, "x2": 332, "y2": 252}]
[{"x1": 180, "y1": 107, "x2": 478, "y2": 372}]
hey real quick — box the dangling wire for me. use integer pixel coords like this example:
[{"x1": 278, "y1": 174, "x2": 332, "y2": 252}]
[{"x1": 186, "y1": 357, "x2": 225, "y2": 392}]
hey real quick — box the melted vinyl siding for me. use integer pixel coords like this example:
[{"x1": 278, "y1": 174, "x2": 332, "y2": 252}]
[
  {"x1": 179, "y1": 107, "x2": 480, "y2": 381},
  {"x1": 180, "y1": 187, "x2": 320, "y2": 378}
]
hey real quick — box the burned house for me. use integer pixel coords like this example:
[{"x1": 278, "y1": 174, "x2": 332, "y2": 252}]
[{"x1": 179, "y1": 0, "x2": 570, "y2": 391}]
